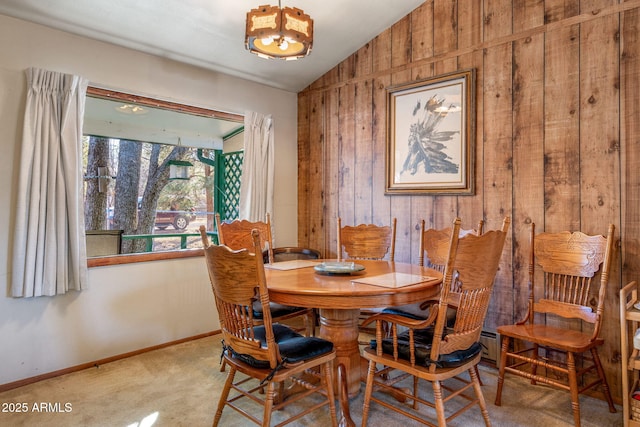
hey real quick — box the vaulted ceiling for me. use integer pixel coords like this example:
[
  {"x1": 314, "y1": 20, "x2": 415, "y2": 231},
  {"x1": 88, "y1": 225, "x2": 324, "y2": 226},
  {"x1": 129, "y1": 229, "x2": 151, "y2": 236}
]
[{"x1": 0, "y1": 0, "x2": 425, "y2": 92}]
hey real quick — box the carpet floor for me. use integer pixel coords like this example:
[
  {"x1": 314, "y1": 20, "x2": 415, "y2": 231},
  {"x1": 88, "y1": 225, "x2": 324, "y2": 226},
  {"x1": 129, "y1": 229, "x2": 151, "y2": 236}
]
[{"x1": 0, "y1": 334, "x2": 623, "y2": 426}]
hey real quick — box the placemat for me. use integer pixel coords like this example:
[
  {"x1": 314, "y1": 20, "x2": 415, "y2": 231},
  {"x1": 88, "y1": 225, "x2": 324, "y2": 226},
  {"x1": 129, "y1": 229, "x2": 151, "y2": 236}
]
[{"x1": 351, "y1": 272, "x2": 438, "y2": 288}]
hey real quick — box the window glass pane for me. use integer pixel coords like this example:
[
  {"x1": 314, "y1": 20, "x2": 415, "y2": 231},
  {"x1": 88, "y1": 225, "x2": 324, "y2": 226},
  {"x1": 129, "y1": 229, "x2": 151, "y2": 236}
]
[{"x1": 83, "y1": 93, "x2": 243, "y2": 256}]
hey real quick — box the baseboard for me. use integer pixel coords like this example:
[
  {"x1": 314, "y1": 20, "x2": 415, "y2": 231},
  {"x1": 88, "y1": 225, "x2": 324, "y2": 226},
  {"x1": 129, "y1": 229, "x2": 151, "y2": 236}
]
[
  {"x1": 480, "y1": 330, "x2": 500, "y2": 365},
  {"x1": 0, "y1": 330, "x2": 220, "y2": 393}
]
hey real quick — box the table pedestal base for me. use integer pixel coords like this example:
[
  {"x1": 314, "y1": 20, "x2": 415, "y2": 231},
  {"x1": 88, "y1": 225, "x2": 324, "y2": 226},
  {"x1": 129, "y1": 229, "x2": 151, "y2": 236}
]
[{"x1": 318, "y1": 308, "x2": 361, "y2": 398}]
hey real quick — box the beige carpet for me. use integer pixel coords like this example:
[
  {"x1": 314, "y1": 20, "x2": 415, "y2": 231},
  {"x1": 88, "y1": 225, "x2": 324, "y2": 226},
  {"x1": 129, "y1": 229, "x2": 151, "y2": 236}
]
[{"x1": 0, "y1": 335, "x2": 623, "y2": 427}]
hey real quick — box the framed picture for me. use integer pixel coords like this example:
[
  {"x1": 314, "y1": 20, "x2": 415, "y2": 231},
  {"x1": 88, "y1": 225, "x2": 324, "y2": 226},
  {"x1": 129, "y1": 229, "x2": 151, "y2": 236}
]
[{"x1": 385, "y1": 69, "x2": 475, "y2": 195}]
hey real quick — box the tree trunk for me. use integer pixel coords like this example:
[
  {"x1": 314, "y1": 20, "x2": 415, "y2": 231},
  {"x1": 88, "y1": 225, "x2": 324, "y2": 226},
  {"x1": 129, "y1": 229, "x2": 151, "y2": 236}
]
[
  {"x1": 136, "y1": 144, "x2": 190, "y2": 252},
  {"x1": 84, "y1": 136, "x2": 110, "y2": 230},
  {"x1": 114, "y1": 139, "x2": 142, "y2": 253}
]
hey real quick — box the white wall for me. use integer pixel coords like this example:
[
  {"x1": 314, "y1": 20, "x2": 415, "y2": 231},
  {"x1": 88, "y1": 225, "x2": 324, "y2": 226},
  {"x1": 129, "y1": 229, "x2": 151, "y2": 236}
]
[{"x1": 0, "y1": 14, "x2": 298, "y2": 386}]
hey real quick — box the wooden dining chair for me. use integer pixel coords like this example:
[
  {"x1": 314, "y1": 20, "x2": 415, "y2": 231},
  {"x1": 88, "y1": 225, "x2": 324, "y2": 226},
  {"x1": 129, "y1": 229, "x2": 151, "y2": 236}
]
[
  {"x1": 381, "y1": 219, "x2": 486, "y2": 385},
  {"x1": 215, "y1": 213, "x2": 315, "y2": 336},
  {"x1": 337, "y1": 217, "x2": 397, "y2": 261},
  {"x1": 215, "y1": 212, "x2": 274, "y2": 264},
  {"x1": 337, "y1": 217, "x2": 397, "y2": 337},
  {"x1": 494, "y1": 223, "x2": 616, "y2": 427},
  {"x1": 199, "y1": 227, "x2": 338, "y2": 427},
  {"x1": 383, "y1": 219, "x2": 484, "y2": 321},
  {"x1": 360, "y1": 217, "x2": 509, "y2": 426}
]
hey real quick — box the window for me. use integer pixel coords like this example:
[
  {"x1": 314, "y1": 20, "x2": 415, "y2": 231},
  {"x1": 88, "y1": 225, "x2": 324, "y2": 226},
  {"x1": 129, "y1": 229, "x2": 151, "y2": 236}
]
[{"x1": 83, "y1": 87, "x2": 244, "y2": 260}]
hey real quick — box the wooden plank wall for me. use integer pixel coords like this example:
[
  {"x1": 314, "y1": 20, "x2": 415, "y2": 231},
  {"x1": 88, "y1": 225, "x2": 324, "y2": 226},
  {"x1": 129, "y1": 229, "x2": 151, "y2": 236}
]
[{"x1": 297, "y1": 0, "x2": 640, "y2": 401}]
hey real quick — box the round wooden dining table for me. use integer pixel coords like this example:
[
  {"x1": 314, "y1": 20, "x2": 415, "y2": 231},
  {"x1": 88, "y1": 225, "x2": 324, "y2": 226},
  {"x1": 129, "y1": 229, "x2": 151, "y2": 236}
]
[{"x1": 264, "y1": 259, "x2": 443, "y2": 398}]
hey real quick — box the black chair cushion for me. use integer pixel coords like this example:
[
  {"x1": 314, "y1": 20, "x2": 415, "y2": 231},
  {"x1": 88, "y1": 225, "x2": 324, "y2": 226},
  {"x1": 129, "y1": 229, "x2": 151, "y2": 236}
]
[
  {"x1": 381, "y1": 305, "x2": 457, "y2": 327},
  {"x1": 371, "y1": 327, "x2": 481, "y2": 368},
  {"x1": 263, "y1": 247, "x2": 321, "y2": 263},
  {"x1": 229, "y1": 324, "x2": 333, "y2": 369},
  {"x1": 381, "y1": 306, "x2": 429, "y2": 321},
  {"x1": 252, "y1": 301, "x2": 307, "y2": 319}
]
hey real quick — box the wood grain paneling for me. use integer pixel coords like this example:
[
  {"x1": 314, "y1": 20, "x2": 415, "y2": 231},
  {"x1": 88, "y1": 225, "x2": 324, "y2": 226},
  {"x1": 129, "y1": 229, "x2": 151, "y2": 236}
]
[
  {"x1": 308, "y1": 90, "x2": 325, "y2": 254},
  {"x1": 338, "y1": 84, "x2": 356, "y2": 226},
  {"x1": 371, "y1": 28, "x2": 393, "y2": 240},
  {"x1": 482, "y1": 42, "x2": 514, "y2": 329},
  {"x1": 512, "y1": 0, "x2": 545, "y2": 322},
  {"x1": 297, "y1": 91, "x2": 310, "y2": 245},
  {"x1": 297, "y1": 0, "x2": 640, "y2": 402},
  {"x1": 457, "y1": 0, "x2": 485, "y2": 246},
  {"x1": 324, "y1": 88, "x2": 339, "y2": 258},
  {"x1": 621, "y1": 10, "x2": 640, "y2": 400},
  {"x1": 354, "y1": 43, "x2": 374, "y2": 224},
  {"x1": 390, "y1": 16, "x2": 414, "y2": 264},
  {"x1": 622, "y1": 0, "x2": 640, "y2": 305},
  {"x1": 432, "y1": 0, "x2": 460, "y2": 253},
  {"x1": 409, "y1": 2, "x2": 435, "y2": 266},
  {"x1": 580, "y1": 8, "x2": 622, "y2": 398}
]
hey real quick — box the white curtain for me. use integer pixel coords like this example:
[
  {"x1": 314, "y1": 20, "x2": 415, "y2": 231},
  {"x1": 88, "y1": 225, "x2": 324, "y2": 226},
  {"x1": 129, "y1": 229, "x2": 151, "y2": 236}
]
[
  {"x1": 11, "y1": 68, "x2": 89, "y2": 297},
  {"x1": 239, "y1": 111, "x2": 274, "y2": 222}
]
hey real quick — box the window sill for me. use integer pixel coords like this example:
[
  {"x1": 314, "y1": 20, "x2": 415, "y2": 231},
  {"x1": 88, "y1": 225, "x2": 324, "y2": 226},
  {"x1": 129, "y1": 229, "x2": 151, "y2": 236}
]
[{"x1": 87, "y1": 248, "x2": 204, "y2": 267}]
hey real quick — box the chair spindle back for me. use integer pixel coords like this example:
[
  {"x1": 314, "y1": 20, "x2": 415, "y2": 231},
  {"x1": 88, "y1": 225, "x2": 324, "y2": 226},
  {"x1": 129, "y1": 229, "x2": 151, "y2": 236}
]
[
  {"x1": 337, "y1": 217, "x2": 397, "y2": 261},
  {"x1": 200, "y1": 226, "x2": 279, "y2": 369},
  {"x1": 215, "y1": 212, "x2": 274, "y2": 264}
]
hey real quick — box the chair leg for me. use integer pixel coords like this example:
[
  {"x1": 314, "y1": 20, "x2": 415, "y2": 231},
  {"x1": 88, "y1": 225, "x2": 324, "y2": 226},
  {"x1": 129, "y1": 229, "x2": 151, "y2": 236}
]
[
  {"x1": 306, "y1": 311, "x2": 315, "y2": 337},
  {"x1": 591, "y1": 347, "x2": 617, "y2": 413},
  {"x1": 567, "y1": 352, "x2": 581, "y2": 427},
  {"x1": 361, "y1": 360, "x2": 377, "y2": 427},
  {"x1": 412, "y1": 375, "x2": 419, "y2": 410},
  {"x1": 275, "y1": 381, "x2": 285, "y2": 404},
  {"x1": 475, "y1": 365, "x2": 483, "y2": 386},
  {"x1": 323, "y1": 362, "x2": 339, "y2": 427},
  {"x1": 262, "y1": 380, "x2": 277, "y2": 427},
  {"x1": 432, "y1": 379, "x2": 447, "y2": 427},
  {"x1": 494, "y1": 335, "x2": 510, "y2": 406},
  {"x1": 469, "y1": 366, "x2": 491, "y2": 426},
  {"x1": 213, "y1": 365, "x2": 236, "y2": 427},
  {"x1": 531, "y1": 343, "x2": 539, "y2": 385}
]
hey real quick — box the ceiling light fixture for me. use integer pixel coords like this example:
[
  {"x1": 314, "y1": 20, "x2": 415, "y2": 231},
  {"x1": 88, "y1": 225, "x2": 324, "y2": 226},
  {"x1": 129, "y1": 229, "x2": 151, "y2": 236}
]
[
  {"x1": 115, "y1": 104, "x2": 147, "y2": 115},
  {"x1": 245, "y1": 1, "x2": 313, "y2": 60}
]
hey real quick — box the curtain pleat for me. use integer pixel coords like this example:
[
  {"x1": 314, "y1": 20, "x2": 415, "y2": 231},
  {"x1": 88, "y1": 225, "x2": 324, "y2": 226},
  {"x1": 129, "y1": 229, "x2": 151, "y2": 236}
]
[
  {"x1": 239, "y1": 111, "x2": 274, "y2": 223},
  {"x1": 11, "y1": 68, "x2": 89, "y2": 297}
]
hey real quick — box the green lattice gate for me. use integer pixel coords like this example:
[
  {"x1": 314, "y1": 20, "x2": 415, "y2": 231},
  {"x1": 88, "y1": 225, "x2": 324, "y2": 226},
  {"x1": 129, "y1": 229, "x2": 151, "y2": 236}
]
[{"x1": 215, "y1": 150, "x2": 243, "y2": 221}]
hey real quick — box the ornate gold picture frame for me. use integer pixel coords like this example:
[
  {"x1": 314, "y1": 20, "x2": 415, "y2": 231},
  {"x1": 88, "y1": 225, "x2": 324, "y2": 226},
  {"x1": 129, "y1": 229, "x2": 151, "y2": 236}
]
[{"x1": 386, "y1": 69, "x2": 475, "y2": 195}]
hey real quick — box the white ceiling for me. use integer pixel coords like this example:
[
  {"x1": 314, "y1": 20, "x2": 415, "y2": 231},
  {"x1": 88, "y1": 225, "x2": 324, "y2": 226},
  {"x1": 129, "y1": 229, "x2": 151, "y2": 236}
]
[{"x1": 0, "y1": 0, "x2": 424, "y2": 93}]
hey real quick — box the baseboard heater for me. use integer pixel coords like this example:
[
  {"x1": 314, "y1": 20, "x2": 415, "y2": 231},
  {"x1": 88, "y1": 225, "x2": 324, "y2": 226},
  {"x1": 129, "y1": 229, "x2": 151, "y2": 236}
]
[{"x1": 480, "y1": 331, "x2": 500, "y2": 364}]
